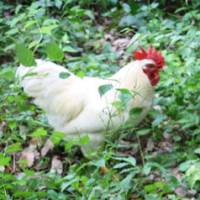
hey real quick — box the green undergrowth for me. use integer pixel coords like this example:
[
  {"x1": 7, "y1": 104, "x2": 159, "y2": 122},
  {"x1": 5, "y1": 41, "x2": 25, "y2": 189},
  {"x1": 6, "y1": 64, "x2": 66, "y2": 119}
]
[{"x1": 0, "y1": 0, "x2": 200, "y2": 199}]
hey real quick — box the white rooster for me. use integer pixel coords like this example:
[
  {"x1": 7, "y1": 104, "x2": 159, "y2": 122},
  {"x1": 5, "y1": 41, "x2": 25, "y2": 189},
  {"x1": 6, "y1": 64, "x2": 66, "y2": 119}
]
[{"x1": 16, "y1": 47, "x2": 165, "y2": 154}]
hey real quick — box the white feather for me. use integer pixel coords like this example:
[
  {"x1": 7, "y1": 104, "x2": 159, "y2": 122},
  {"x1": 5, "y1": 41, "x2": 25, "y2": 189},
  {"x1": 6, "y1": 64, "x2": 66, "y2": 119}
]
[{"x1": 16, "y1": 59, "x2": 154, "y2": 153}]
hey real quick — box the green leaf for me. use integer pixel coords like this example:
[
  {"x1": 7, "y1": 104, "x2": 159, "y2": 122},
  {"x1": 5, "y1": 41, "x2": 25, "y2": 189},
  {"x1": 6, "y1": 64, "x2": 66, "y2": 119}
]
[
  {"x1": 64, "y1": 140, "x2": 77, "y2": 151},
  {"x1": 144, "y1": 181, "x2": 171, "y2": 193},
  {"x1": 50, "y1": 131, "x2": 65, "y2": 145},
  {"x1": 85, "y1": 10, "x2": 94, "y2": 20},
  {"x1": 112, "y1": 100, "x2": 124, "y2": 111},
  {"x1": 119, "y1": 173, "x2": 134, "y2": 191},
  {"x1": 185, "y1": 162, "x2": 200, "y2": 188},
  {"x1": 117, "y1": 88, "x2": 133, "y2": 94},
  {"x1": 59, "y1": 72, "x2": 71, "y2": 79},
  {"x1": 5, "y1": 143, "x2": 22, "y2": 154},
  {"x1": 114, "y1": 156, "x2": 136, "y2": 166},
  {"x1": 143, "y1": 164, "x2": 152, "y2": 175},
  {"x1": 63, "y1": 46, "x2": 80, "y2": 53},
  {"x1": 179, "y1": 160, "x2": 197, "y2": 172},
  {"x1": 15, "y1": 43, "x2": 36, "y2": 66},
  {"x1": 61, "y1": 176, "x2": 79, "y2": 192},
  {"x1": 32, "y1": 128, "x2": 47, "y2": 138},
  {"x1": 194, "y1": 148, "x2": 200, "y2": 155},
  {"x1": 113, "y1": 162, "x2": 129, "y2": 169},
  {"x1": 55, "y1": 0, "x2": 63, "y2": 9},
  {"x1": 40, "y1": 25, "x2": 58, "y2": 34},
  {"x1": 118, "y1": 88, "x2": 134, "y2": 107},
  {"x1": 46, "y1": 42, "x2": 64, "y2": 61},
  {"x1": 136, "y1": 128, "x2": 150, "y2": 136},
  {"x1": 79, "y1": 135, "x2": 90, "y2": 145},
  {"x1": 124, "y1": 157, "x2": 136, "y2": 166},
  {"x1": 98, "y1": 84, "x2": 113, "y2": 97},
  {"x1": 142, "y1": 162, "x2": 165, "y2": 175},
  {"x1": 152, "y1": 114, "x2": 166, "y2": 127},
  {"x1": 0, "y1": 153, "x2": 11, "y2": 166},
  {"x1": 76, "y1": 71, "x2": 85, "y2": 78},
  {"x1": 91, "y1": 158, "x2": 105, "y2": 167},
  {"x1": 129, "y1": 107, "x2": 143, "y2": 116},
  {"x1": 122, "y1": 3, "x2": 131, "y2": 13}
]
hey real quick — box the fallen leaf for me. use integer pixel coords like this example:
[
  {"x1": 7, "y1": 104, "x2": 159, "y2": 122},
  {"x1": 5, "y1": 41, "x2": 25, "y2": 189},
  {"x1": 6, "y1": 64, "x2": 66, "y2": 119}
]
[
  {"x1": 20, "y1": 145, "x2": 39, "y2": 167},
  {"x1": 187, "y1": 189, "x2": 197, "y2": 198},
  {"x1": 50, "y1": 156, "x2": 63, "y2": 175},
  {"x1": 99, "y1": 166, "x2": 109, "y2": 175},
  {"x1": 112, "y1": 38, "x2": 130, "y2": 49},
  {"x1": 175, "y1": 186, "x2": 187, "y2": 197},
  {"x1": 105, "y1": 33, "x2": 114, "y2": 42},
  {"x1": 163, "y1": 132, "x2": 171, "y2": 141},
  {"x1": 146, "y1": 139, "x2": 154, "y2": 152},
  {"x1": 30, "y1": 137, "x2": 42, "y2": 146},
  {"x1": 41, "y1": 139, "x2": 54, "y2": 156},
  {"x1": 158, "y1": 141, "x2": 173, "y2": 153}
]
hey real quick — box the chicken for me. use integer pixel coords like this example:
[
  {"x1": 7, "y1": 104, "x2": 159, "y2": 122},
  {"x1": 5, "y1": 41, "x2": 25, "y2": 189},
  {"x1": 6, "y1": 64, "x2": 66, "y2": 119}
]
[{"x1": 16, "y1": 47, "x2": 165, "y2": 155}]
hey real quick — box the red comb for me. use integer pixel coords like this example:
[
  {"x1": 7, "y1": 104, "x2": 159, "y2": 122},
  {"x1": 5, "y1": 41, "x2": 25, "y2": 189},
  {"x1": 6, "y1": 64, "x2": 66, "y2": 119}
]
[{"x1": 133, "y1": 47, "x2": 165, "y2": 69}]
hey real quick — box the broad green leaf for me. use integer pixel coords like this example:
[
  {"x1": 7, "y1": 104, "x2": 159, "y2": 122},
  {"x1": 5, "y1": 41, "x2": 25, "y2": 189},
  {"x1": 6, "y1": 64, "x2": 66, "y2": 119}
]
[
  {"x1": 13, "y1": 191, "x2": 35, "y2": 198},
  {"x1": 91, "y1": 158, "x2": 105, "y2": 167},
  {"x1": 0, "y1": 154, "x2": 11, "y2": 166},
  {"x1": 40, "y1": 25, "x2": 58, "y2": 34},
  {"x1": 114, "y1": 156, "x2": 136, "y2": 166},
  {"x1": 61, "y1": 177, "x2": 79, "y2": 192},
  {"x1": 55, "y1": 0, "x2": 63, "y2": 8},
  {"x1": 136, "y1": 128, "x2": 150, "y2": 136},
  {"x1": 28, "y1": 40, "x2": 40, "y2": 49},
  {"x1": 124, "y1": 157, "x2": 136, "y2": 166},
  {"x1": 194, "y1": 148, "x2": 200, "y2": 155},
  {"x1": 152, "y1": 114, "x2": 166, "y2": 127},
  {"x1": 5, "y1": 143, "x2": 22, "y2": 154},
  {"x1": 118, "y1": 88, "x2": 134, "y2": 107},
  {"x1": 119, "y1": 173, "x2": 134, "y2": 191},
  {"x1": 24, "y1": 20, "x2": 36, "y2": 29},
  {"x1": 64, "y1": 140, "x2": 77, "y2": 151},
  {"x1": 143, "y1": 163, "x2": 152, "y2": 175},
  {"x1": 76, "y1": 71, "x2": 85, "y2": 78},
  {"x1": 50, "y1": 132, "x2": 65, "y2": 145},
  {"x1": 98, "y1": 84, "x2": 113, "y2": 97},
  {"x1": 63, "y1": 46, "x2": 80, "y2": 53},
  {"x1": 85, "y1": 10, "x2": 94, "y2": 20},
  {"x1": 117, "y1": 88, "x2": 133, "y2": 94},
  {"x1": 59, "y1": 72, "x2": 71, "y2": 79},
  {"x1": 179, "y1": 160, "x2": 197, "y2": 172},
  {"x1": 144, "y1": 181, "x2": 171, "y2": 193},
  {"x1": 6, "y1": 28, "x2": 18, "y2": 35},
  {"x1": 46, "y1": 42, "x2": 64, "y2": 61},
  {"x1": 142, "y1": 162, "x2": 165, "y2": 176},
  {"x1": 185, "y1": 162, "x2": 200, "y2": 188},
  {"x1": 79, "y1": 135, "x2": 90, "y2": 145},
  {"x1": 122, "y1": 3, "x2": 131, "y2": 13},
  {"x1": 112, "y1": 100, "x2": 124, "y2": 111},
  {"x1": 62, "y1": 34, "x2": 70, "y2": 43},
  {"x1": 15, "y1": 43, "x2": 36, "y2": 66},
  {"x1": 129, "y1": 107, "x2": 143, "y2": 116},
  {"x1": 32, "y1": 128, "x2": 47, "y2": 138},
  {"x1": 113, "y1": 162, "x2": 129, "y2": 169}
]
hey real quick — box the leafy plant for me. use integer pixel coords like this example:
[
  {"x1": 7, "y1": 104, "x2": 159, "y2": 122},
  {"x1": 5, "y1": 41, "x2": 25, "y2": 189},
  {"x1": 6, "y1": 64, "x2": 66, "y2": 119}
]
[{"x1": 0, "y1": 0, "x2": 200, "y2": 199}]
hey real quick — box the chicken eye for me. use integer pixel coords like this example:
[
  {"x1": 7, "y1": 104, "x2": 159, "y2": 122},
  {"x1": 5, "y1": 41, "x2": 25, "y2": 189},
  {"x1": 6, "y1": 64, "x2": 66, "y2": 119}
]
[{"x1": 147, "y1": 64, "x2": 155, "y2": 68}]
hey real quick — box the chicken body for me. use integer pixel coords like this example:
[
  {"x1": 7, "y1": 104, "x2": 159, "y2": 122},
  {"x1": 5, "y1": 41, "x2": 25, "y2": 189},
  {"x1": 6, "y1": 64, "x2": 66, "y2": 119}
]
[{"x1": 16, "y1": 59, "x2": 154, "y2": 153}]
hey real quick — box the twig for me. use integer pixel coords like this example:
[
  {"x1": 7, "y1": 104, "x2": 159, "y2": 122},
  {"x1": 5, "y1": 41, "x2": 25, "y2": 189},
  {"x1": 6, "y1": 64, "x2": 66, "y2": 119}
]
[{"x1": 136, "y1": 135, "x2": 145, "y2": 166}]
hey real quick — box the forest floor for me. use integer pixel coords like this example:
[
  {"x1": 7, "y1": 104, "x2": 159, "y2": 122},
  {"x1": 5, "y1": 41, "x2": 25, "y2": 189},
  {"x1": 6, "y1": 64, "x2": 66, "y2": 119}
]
[{"x1": 0, "y1": 1, "x2": 200, "y2": 199}]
